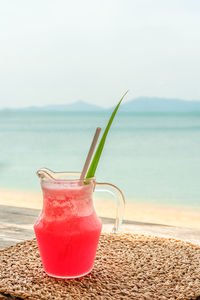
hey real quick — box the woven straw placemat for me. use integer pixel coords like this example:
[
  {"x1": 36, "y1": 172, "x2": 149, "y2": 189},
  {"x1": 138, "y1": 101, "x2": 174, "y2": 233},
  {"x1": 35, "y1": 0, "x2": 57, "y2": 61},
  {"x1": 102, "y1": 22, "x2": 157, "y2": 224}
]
[{"x1": 0, "y1": 233, "x2": 200, "y2": 300}]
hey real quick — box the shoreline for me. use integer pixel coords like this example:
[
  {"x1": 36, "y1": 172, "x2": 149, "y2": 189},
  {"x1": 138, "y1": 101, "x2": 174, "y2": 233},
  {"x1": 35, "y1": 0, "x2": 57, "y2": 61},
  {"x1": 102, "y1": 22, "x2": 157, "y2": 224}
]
[{"x1": 0, "y1": 188, "x2": 200, "y2": 229}]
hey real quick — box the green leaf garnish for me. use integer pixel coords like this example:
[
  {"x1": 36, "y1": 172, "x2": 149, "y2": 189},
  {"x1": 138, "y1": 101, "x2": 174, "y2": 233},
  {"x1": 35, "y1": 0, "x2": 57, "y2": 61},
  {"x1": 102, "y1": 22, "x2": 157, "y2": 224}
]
[{"x1": 86, "y1": 91, "x2": 128, "y2": 179}]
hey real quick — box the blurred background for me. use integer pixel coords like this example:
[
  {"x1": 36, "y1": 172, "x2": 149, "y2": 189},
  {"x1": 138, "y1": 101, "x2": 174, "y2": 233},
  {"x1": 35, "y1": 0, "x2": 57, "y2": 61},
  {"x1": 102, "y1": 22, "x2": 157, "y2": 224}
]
[{"x1": 0, "y1": 0, "x2": 200, "y2": 227}]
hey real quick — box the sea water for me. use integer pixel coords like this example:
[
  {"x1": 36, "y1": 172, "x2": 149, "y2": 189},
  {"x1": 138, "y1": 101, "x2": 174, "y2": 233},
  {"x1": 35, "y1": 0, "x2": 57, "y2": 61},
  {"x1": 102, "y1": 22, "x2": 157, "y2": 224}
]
[{"x1": 0, "y1": 110, "x2": 200, "y2": 207}]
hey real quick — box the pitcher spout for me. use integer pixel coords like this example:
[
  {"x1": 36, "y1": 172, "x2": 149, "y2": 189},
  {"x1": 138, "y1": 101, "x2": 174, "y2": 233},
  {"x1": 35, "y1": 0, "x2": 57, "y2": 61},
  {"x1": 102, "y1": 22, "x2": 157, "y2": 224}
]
[{"x1": 36, "y1": 168, "x2": 55, "y2": 182}]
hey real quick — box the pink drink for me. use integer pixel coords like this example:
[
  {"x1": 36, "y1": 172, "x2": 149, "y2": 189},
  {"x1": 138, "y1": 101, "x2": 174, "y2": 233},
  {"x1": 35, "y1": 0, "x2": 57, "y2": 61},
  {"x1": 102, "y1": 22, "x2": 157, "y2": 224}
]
[{"x1": 34, "y1": 179, "x2": 102, "y2": 278}]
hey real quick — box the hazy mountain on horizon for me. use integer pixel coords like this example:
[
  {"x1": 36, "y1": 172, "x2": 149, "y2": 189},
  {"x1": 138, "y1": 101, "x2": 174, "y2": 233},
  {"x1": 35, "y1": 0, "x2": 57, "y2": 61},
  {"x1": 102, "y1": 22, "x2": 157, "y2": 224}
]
[
  {"x1": 1, "y1": 97, "x2": 200, "y2": 112},
  {"x1": 4, "y1": 100, "x2": 103, "y2": 112},
  {"x1": 120, "y1": 97, "x2": 200, "y2": 112}
]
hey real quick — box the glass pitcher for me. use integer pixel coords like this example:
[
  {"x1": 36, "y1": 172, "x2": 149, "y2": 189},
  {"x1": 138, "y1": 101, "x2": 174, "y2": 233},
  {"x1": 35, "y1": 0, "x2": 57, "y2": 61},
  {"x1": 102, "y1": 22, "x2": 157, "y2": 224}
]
[{"x1": 34, "y1": 168, "x2": 125, "y2": 279}]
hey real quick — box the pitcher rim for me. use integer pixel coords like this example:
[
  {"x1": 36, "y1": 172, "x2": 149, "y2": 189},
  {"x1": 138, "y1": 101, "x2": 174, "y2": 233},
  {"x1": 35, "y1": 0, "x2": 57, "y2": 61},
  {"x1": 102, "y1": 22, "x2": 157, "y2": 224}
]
[{"x1": 37, "y1": 168, "x2": 96, "y2": 184}]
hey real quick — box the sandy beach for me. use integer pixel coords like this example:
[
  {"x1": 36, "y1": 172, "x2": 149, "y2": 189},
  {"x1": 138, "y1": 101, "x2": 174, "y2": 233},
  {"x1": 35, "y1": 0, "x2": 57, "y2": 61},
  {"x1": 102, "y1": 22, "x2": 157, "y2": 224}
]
[{"x1": 0, "y1": 188, "x2": 200, "y2": 229}]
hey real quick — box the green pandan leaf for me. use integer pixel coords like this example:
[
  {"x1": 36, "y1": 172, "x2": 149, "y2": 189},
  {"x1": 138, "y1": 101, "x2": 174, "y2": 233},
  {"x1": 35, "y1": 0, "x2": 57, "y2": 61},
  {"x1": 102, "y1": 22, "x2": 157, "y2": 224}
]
[{"x1": 86, "y1": 91, "x2": 128, "y2": 179}]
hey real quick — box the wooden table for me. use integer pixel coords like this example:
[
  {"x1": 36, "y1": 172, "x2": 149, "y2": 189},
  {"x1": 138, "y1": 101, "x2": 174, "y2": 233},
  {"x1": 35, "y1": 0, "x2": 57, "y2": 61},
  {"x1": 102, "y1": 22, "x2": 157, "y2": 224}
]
[
  {"x1": 1, "y1": 205, "x2": 200, "y2": 299},
  {"x1": 1, "y1": 204, "x2": 200, "y2": 250}
]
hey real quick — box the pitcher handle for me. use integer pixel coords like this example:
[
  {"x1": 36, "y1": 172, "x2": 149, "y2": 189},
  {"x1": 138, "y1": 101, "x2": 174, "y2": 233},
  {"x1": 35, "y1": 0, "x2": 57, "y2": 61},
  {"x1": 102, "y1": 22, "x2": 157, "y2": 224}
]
[{"x1": 95, "y1": 182, "x2": 125, "y2": 233}]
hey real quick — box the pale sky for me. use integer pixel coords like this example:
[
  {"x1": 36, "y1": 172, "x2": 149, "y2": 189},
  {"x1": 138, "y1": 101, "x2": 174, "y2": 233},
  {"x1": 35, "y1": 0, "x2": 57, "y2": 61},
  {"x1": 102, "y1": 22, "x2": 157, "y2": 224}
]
[{"x1": 0, "y1": 0, "x2": 200, "y2": 108}]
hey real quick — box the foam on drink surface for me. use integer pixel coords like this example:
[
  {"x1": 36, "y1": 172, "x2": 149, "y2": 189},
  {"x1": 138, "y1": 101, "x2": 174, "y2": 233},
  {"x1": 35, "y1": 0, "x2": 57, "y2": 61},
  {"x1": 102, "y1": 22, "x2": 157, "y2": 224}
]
[{"x1": 41, "y1": 181, "x2": 94, "y2": 220}]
